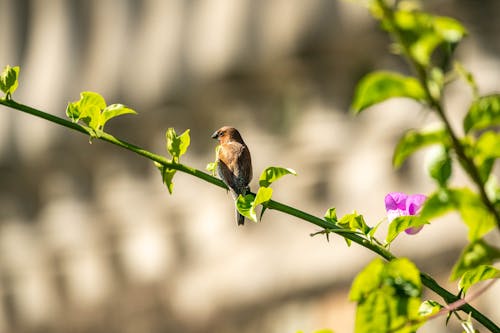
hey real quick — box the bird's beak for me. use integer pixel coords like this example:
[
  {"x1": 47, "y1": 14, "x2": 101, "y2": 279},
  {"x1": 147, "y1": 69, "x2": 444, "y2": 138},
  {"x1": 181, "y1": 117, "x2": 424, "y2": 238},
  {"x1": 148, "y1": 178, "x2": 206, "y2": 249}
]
[{"x1": 211, "y1": 131, "x2": 219, "y2": 139}]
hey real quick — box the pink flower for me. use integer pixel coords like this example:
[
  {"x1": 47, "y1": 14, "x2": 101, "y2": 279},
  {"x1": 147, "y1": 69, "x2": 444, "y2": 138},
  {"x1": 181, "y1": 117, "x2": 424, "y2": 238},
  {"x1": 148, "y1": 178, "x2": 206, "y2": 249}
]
[{"x1": 385, "y1": 192, "x2": 427, "y2": 234}]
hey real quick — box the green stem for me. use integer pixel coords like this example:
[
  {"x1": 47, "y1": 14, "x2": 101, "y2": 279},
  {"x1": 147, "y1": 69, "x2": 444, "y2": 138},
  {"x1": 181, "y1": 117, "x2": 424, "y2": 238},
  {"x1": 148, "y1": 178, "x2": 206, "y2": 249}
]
[
  {"x1": 377, "y1": 0, "x2": 500, "y2": 232},
  {"x1": 1, "y1": 98, "x2": 498, "y2": 332}
]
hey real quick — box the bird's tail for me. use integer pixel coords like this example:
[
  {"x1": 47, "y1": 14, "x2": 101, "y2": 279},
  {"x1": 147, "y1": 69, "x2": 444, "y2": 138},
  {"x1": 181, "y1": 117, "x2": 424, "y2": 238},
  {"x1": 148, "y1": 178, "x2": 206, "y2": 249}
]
[{"x1": 236, "y1": 209, "x2": 245, "y2": 226}]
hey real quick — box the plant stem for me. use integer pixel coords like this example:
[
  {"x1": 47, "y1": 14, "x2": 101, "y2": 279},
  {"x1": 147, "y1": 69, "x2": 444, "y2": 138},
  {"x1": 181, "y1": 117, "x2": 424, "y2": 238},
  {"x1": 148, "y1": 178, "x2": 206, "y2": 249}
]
[
  {"x1": 1, "y1": 98, "x2": 498, "y2": 332},
  {"x1": 376, "y1": 0, "x2": 500, "y2": 233}
]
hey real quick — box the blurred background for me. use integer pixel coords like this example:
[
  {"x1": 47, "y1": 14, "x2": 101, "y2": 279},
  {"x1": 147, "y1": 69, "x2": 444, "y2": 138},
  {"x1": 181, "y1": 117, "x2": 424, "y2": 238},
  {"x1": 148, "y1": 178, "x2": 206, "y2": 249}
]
[{"x1": 0, "y1": 0, "x2": 499, "y2": 332}]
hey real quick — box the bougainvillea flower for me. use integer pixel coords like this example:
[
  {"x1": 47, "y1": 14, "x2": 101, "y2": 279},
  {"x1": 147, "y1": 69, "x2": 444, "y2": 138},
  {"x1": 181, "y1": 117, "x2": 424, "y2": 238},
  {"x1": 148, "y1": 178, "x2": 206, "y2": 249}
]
[{"x1": 384, "y1": 192, "x2": 427, "y2": 234}]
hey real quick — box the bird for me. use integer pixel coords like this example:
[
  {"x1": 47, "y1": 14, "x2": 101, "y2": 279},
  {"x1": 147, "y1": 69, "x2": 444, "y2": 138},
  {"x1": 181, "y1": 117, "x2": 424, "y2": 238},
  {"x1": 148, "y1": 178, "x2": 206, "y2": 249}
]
[{"x1": 211, "y1": 126, "x2": 252, "y2": 225}]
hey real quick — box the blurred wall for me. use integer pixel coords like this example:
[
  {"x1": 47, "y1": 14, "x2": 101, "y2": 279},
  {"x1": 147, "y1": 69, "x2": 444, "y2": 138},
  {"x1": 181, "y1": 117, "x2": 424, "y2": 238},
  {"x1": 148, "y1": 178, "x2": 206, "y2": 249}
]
[{"x1": 0, "y1": 0, "x2": 499, "y2": 332}]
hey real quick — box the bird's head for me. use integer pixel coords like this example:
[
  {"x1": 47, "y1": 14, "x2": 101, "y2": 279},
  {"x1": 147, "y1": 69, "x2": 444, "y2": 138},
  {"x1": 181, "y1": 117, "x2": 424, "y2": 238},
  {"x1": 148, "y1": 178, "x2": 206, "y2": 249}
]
[{"x1": 211, "y1": 126, "x2": 243, "y2": 144}]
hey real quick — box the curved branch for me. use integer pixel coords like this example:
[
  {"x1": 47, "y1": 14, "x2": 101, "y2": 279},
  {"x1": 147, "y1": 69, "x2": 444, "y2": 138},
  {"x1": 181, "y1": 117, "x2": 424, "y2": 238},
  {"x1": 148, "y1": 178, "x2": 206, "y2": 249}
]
[{"x1": 1, "y1": 98, "x2": 498, "y2": 332}]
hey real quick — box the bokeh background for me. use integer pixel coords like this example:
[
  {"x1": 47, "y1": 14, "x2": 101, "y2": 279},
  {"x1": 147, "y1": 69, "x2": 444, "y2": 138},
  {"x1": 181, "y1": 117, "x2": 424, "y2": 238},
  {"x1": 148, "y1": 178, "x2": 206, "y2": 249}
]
[{"x1": 0, "y1": 0, "x2": 499, "y2": 332}]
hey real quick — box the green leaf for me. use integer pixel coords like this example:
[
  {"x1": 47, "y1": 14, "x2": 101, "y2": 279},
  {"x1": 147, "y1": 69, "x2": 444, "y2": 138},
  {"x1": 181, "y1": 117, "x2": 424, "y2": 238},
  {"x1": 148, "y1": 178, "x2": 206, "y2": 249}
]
[
  {"x1": 0, "y1": 65, "x2": 20, "y2": 98},
  {"x1": 454, "y1": 62, "x2": 478, "y2": 98},
  {"x1": 66, "y1": 91, "x2": 106, "y2": 130},
  {"x1": 101, "y1": 103, "x2": 137, "y2": 129},
  {"x1": 324, "y1": 207, "x2": 337, "y2": 223},
  {"x1": 355, "y1": 290, "x2": 391, "y2": 333},
  {"x1": 392, "y1": 11, "x2": 466, "y2": 67},
  {"x1": 162, "y1": 168, "x2": 176, "y2": 194},
  {"x1": 385, "y1": 258, "x2": 422, "y2": 298},
  {"x1": 386, "y1": 216, "x2": 429, "y2": 244},
  {"x1": 206, "y1": 162, "x2": 217, "y2": 175},
  {"x1": 166, "y1": 128, "x2": 190, "y2": 163},
  {"x1": 475, "y1": 131, "x2": 500, "y2": 161},
  {"x1": 259, "y1": 166, "x2": 297, "y2": 187},
  {"x1": 351, "y1": 258, "x2": 422, "y2": 333},
  {"x1": 418, "y1": 189, "x2": 455, "y2": 221},
  {"x1": 464, "y1": 94, "x2": 500, "y2": 133},
  {"x1": 236, "y1": 194, "x2": 257, "y2": 222},
  {"x1": 433, "y1": 16, "x2": 467, "y2": 43},
  {"x1": 420, "y1": 188, "x2": 496, "y2": 241},
  {"x1": 426, "y1": 146, "x2": 452, "y2": 187},
  {"x1": 451, "y1": 188, "x2": 496, "y2": 241},
  {"x1": 155, "y1": 162, "x2": 176, "y2": 194},
  {"x1": 235, "y1": 187, "x2": 273, "y2": 223},
  {"x1": 206, "y1": 145, "x2": 221, "y2": 176},
  {"x1": 418, "y1": 300, "x2": 443, "y2": 317},
  {"x1": 65, "y1": 92, "x2": 136, "y2": 131},
  {"x1": 393, "y1": 125, "x2": 448, "y2": 168},
  {"x1": 461, "y1": 317, "x2": 475, "y2": 333},
  {"x1": 459, "y1": 265, "x2": 500, "y2": 295},
  {"x1": 350, "y1": 258, "x2": 385, "y2": 302},
  {"x1": 338, "y1": 212, "x2": 370, "y2": 235},
  {"x1": 450, "y1": 239, "x2": 500, "y2": 281},
  {"x1": 473, "y1": 131, "x2": 500, "y2": 182},
  {"x1": 66, "y1": 101, "x2": 81, "y2": 122},
  {"x1": 79, "y1": 91, "x2": 107, "y2": 112},
  {"x1": 254, "y1": 186, "x2": 273, "y2": 208},
  {"x1": 352, "y1": 71, "x2": 426, "y2": 113}
]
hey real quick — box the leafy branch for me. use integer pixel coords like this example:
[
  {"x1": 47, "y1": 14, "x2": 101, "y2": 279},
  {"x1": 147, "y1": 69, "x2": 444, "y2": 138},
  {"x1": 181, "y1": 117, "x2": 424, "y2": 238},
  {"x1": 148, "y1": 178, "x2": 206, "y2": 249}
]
[
  {"x1": 1, "y1": 1, "x2": 499, "y2": 330},
  {"x1": 1, "y1": 86, "x2": 498, "y2": 332},
  {"x1": 372, "y1": 0, "x2": 500, "y2": 232}
]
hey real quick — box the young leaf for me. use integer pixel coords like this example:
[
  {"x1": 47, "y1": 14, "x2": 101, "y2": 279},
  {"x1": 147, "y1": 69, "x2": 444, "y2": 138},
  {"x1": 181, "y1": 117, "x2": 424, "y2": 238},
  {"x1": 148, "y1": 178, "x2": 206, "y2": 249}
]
[
  {"x1": 351, "y1": 71, "x2": 426, "y2": 113},
  {"x1": 461, "y1": 317, "x2": 475, "y2": 333},
  {"x1": 354, "y1": 290, "x2": 392, "y2": 333},
  {"x1": 0, "y1": 65, "x2": 20, "y2": 98},
  {"x1": 162, "y1": 168, "x2": 176, "y2": 194},
  {"x1": 66, "y1": 91, "x2": 106, "y2": 130},
  {"x1": 259, "y1": 166, "x2": 297, "y2": 187},
  {"x1": 101, "y1": 104, "x2": 137, "y2": 129},
  {"x1": 463, "y1": 94, "x2": 500, "y2": 133},
  {"x1": 84, "y1": 105, "x2": 102, "y2": 130},
  {"x1": 419, "y1": 189, "x2": 455, "y2": 221},
  {"x1": 166, "y1": 128, "x2": 190, "y2": 163},
  {"x1": 324, "y1": 207, "x2": 337, "y2": 223},
  {"x1": 254, "y1": 187, "x2": 273, "y2": 221},
  {"x1": 458, "y1": 265, "x2": 500, "y2": 295},
  {"x1": 475, "y1": 131, "x2": 500, "y2": 161},
  {"x1": 206, "y1": 145, "x2": 221, "y2": 176},
  {"x1": 206, "y1": 162, "x2": 217, "y2": 175},
  {"x1": 393, "y1": 125, "x2": 448, "y2": 168},
  {"x1": 338, "y1": 212, "x2": 370, "y2": 235},
  {"x1": 155, "y1": 162, "x2": 176, "y2": 194},
  {"x1": 234, "y1": 187, "x2": 273, "y2": 223},
  {"x1": 473, "y1": 132, "x2": 500, "y2": 182},
  {"x1": 392, "y1": 11, "x2": 466, "y2": 67},
  {"x1": 418, "y1": 300, "x2": 443, "y2": 317},
  {"x1": 236, "y1": 194, "x2": 257, "y2": 222},
  {"x1": 451, "y1": 188, "x2": 496, "y2": 241},
  {"x1": 450, "y1": 239, "x2": 500, "y2": 281},
  {"x1": 433, "y1": 16, "x2": 468, "y2": 43},
  {"x1": 79, "y1": 91, "x2": 107, "y2": 112},
  {"x1": 350, "y1": 258, "x2": 384, "y2": 301},
  {"x1": 385, "y1": 258, "x2": 422, "y2": 297},
  {"x1": 254, "y1": 186, "x2": 273, "y2": 208},
  {"x1": 351, "y1": 258, "x2": 422, "y2": 333},
  {"x1": 386, "y1": 216, "x2": 428, "y2": 244},
  {"x1": 454, "y1": 62, "x2": 478, "y2": 98},
  {"x1": 425, "y1": 146, "x2": 452, "y2": 187},
  {"x1": 66, "y1": 101, "x2": 81, "y2": 122},
  {"x1": 421, "y1": 189, "x2": 495, "y2": 241}
]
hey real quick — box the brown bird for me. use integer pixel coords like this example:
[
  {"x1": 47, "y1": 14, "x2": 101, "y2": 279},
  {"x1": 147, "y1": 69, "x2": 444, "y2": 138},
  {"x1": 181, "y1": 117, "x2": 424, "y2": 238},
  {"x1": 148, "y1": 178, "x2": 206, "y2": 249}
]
[{"x1": 211, "y1": 126, "x2": 253, "y2": 225}]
